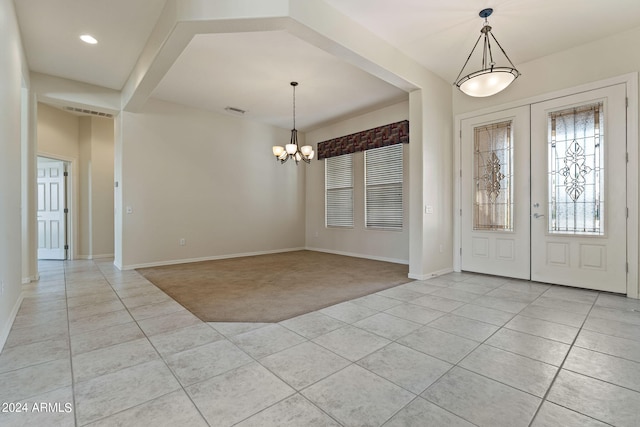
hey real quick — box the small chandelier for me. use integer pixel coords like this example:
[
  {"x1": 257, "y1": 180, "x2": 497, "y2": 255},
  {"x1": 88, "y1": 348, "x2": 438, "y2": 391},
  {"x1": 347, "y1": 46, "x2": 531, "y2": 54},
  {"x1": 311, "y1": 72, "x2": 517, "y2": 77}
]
[
  {"x1": 454, "y1": 8, "x2": 520, "y2": 97},
  {"x1": 272, "y1": 82, "x2": 314, "y2": 164}
]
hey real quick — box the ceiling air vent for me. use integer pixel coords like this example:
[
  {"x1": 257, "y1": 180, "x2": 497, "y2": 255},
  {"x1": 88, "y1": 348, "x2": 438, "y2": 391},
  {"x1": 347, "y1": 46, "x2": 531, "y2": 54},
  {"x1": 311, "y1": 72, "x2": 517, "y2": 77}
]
[
  {"x1": 224, "y1": 106, "x2": 246, "y2": 115},
  {"x1": 63, "y1": 106, "x2": 114, "y2": 118}
]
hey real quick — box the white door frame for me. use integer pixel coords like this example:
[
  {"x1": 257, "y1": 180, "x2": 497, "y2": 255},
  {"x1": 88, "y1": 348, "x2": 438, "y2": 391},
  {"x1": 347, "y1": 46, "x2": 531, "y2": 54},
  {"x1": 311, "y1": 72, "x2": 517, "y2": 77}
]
[
  {"x1": 36, "y1": 152, "x2": 78, "y2": 261},
  {"x1": 37, "y1": 158, "x2": 67, "y2": 259},
  {"x1": 454, "y1": 73, "x2": 639, "y2": 298}
]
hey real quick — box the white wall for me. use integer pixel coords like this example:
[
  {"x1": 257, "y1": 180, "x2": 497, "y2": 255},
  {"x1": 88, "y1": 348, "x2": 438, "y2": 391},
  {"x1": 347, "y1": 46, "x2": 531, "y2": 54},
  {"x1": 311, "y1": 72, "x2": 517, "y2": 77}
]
[
  {"x1": 412, "y1": 82, "x2": 455, "y2": 279},
  {"x1": 79, "y1": 118, "x2": 92, "y2": 255},
  {"x1": 21, "y1": 88, "x2": 38, "y2": 284},
  {"x1": 38, "y1": 103, "x2": 80, "y2": 158},
  {"x1": 116, "y1": 98, "x2": 306, "y2": 269},
  {"x1": 78, "y1": 116, "x2": 115, "y2": 258},
  {"x1": 89, "y1": 117, "x2": 115, "y2": 258},
  {"x1": 0, "y1": 0, "x2": 29, "y2": 349},
  {"x1": 305, "y1": 101, "x2": 410, "y2": 263}
]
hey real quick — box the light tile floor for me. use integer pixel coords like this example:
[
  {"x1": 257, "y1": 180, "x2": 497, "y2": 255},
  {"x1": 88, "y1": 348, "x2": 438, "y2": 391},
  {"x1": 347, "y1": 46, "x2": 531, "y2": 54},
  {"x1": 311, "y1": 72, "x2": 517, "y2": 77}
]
[{"x1": 1, "y1": 259, "x2": 640, "y2": 426}]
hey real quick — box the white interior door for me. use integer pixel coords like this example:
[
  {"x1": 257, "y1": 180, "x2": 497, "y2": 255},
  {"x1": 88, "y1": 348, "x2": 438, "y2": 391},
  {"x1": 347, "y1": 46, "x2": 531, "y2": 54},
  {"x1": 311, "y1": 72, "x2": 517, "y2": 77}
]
[
  {"x1": 37, "y1": 159, "x2": 67, "y2": 260},
  {"x1": 461, "y1": 106, "x2": 530, "y2": 279},
  {"x1": 530, "y1": 84, "x2": 627, "y2": 293}
]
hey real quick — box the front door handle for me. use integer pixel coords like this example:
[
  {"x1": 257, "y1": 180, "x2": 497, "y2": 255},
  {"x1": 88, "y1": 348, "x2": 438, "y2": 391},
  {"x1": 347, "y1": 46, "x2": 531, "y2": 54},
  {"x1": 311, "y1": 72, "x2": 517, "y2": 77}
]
[{"x1": 533, "y1": 213, "x2": 545, "y2": 219}]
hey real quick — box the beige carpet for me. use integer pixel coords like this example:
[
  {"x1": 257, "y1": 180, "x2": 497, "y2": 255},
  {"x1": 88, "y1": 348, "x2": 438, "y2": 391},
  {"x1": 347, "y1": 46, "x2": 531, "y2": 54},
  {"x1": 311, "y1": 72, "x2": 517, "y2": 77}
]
[{"x1": 137, "y1": 250, "x2": 411, "y2": 322}]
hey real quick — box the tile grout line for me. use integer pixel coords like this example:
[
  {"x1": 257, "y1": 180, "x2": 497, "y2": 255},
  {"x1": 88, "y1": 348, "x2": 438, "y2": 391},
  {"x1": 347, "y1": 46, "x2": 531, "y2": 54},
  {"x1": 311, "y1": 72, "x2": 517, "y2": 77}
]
[
  {"x1": 62, "y1": 261, "x2": 79, "y2": 427},
  {"x1": 400, "y1": 277, "x2": 576, "y2": 426},
  {"x1": 95, "y1": 261, "x2": 215, "y2": 427},
  {"x1": 415, "y1": 280, "x2": 534, "y2": 420},
  {"x1": 377, "y1": 276, "x2": 515, "y2": 426},
  {"x1": 525, "y1": 290, "x2": 601, "y2": 427},
  {"x1": 12, "y1": 262, "x2": 74, "y2": 423},
  {"x1": 98, "y1": 262, "x2": 338, "y2": 426},
  {"x1": 124, "y1": 264, "x2": 355, "y2": 426},
  {"x1": 65, "y1": 261, "x2": 208, "y2": 426},
  {"x1": 196, "y1": 320, "x2": 346, "y2": 425},
  {"x1": 450, "y1": 285, "x2": 585, "y2": 368},
  {"x1": 247, "y1": 278, "x2": 515, "y2": 422},
  {"x1": 84, "y1": 265, "x2": 210, "y2": 426},
  {"x1": 300, "y1": 278, "x2": 481, "y2": 425},
  {"x1": 234, "y1": 290, "x2": 440, "y2": 425},
  {"x1": 246, "y1": 317, "x2": 356, "y2": 426}
]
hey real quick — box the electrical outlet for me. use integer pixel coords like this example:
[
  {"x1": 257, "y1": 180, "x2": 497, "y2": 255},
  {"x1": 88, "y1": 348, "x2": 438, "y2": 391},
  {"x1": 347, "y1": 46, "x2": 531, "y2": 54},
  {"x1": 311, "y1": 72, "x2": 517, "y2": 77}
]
[{"x1": 179, "y1": 238, "x2": 186, "y2": 246}]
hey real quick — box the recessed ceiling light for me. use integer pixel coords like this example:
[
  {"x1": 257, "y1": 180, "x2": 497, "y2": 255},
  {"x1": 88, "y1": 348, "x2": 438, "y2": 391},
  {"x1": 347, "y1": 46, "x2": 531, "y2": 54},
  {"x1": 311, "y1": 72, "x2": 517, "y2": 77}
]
[{"x1": 80, "y1": 34, "x2": 98, "y2": 44}]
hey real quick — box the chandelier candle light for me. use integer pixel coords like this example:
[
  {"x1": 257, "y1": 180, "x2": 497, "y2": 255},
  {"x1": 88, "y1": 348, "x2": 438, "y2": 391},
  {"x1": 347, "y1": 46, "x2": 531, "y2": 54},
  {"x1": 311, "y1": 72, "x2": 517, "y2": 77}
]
[
  {"x1": 272, "y1": 82, "x2": 314, "y2": 164},
  {"x1": 454, "y1": 8, "x2": 520, "y2": 97}
]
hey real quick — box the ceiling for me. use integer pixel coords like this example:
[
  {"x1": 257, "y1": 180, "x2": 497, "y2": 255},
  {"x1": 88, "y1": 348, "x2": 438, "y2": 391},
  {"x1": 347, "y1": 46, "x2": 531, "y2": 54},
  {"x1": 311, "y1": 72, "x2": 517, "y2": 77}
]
[
  {"x1": 150, "y1": 31, "x2": 408, "y2": 130},
  {"x1": 13, "y1": 0, "x2": 640, "y2": 130}
]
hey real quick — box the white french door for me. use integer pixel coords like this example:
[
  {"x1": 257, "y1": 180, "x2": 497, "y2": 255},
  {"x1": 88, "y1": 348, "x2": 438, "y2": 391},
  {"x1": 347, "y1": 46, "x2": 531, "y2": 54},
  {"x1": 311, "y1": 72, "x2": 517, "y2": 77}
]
[
  {"x1": 530, "y1": 85, "x2": 627, "y2": 292},
  {"x1": 461, "y1": 84, "x2": 627, "y2": 293},
  {"x1": 461, "y1": 106, "x2": 531, "y2": 279}
]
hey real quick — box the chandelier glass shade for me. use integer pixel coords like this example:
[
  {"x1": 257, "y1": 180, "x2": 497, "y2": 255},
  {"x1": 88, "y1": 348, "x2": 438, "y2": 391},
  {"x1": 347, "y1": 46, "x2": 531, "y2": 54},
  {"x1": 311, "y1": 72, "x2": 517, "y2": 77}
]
[
  {"x1": 272, "y1": 82, "x2": 314, "y2": 164},
  {"x1": 454, "y1": 8, "x2": 520, "y2": 97}
]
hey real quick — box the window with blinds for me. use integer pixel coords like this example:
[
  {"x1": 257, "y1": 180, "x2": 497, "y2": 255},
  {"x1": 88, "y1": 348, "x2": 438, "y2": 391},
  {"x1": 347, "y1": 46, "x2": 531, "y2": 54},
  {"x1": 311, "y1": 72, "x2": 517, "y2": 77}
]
[
  {"x1": 365, "y1": 144, "x2": 403, "y2": 229},
  {"x1": 325, "y1": 154, "x2": 354, "y2": 227}
]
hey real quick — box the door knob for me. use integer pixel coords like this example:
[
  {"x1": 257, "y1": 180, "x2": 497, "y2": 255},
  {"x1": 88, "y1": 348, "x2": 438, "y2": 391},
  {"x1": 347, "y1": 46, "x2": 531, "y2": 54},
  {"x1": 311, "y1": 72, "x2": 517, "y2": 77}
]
[{"x1": 533, "y1": 213, "x2": 545, "y2": 219}]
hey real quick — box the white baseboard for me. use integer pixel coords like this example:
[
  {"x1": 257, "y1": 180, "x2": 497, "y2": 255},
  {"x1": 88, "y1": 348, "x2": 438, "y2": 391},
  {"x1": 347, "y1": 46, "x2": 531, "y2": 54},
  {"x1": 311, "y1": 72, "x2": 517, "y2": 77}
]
[
  {"x1": 0, "y1": 291, "x2": 24, "y2": 352},
  {"x1": 77, "y1": 253, "x2": 115, "y2": 260},
  {"x1": 21, "y1": 274, "x2": 40, "y2": 284},
  {"x1": 408, "y1": 267, "x2": 454, "y2": 281},
  {"x1": 92, "y1": 253, "x2": 114, "y2": 260},
  {"x1": 305, "y1": 246, "x2": 409, "y2": 265},
  {"x1": 122, "y1": 247, "x2": 307, "y2": 270}
]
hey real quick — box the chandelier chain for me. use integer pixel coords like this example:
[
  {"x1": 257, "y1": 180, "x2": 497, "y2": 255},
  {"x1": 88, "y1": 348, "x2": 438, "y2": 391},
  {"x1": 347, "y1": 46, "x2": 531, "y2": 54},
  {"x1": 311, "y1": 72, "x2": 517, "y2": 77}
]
[
  {"x1": 271, "y1": 81, "x2": 314, "y2": 165},
  {"x1": 489, "y1": 32, "x2": 518, "y2": 69},
  {"x1": 453, "y1": 34, "x2": 483, "y2": 83}
]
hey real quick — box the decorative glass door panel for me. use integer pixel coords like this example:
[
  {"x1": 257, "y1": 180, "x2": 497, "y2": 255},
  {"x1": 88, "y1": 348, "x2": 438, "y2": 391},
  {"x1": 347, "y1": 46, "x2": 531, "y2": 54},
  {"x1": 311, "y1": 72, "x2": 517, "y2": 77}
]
[
  {"x1": 548, "y1": 103, "x2": 604, "y2": 235},
  {"x1": 474, "y1": 121, "x2": 513, "y2": 231}
]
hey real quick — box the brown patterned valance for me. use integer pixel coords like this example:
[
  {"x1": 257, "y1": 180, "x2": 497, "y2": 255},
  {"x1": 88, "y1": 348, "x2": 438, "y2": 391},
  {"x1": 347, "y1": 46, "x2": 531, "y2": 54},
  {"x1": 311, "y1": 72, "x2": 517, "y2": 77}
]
[{"x1": 317, "y1": 120, "x2": 409, "y2": 160}]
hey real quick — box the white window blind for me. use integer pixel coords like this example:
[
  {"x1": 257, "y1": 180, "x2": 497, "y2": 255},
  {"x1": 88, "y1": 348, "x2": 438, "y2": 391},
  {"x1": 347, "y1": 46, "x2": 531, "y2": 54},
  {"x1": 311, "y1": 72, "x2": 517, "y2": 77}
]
[
  {"x1": 365, "y1": 144, "x2": 403, "y2": 229},
  {"x1": 325, "y1": 154, "x2": 353, "y2": 227}
]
